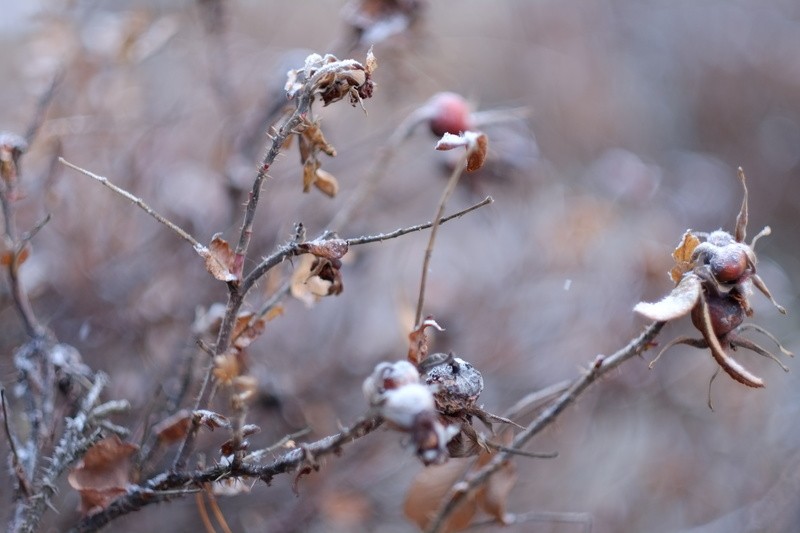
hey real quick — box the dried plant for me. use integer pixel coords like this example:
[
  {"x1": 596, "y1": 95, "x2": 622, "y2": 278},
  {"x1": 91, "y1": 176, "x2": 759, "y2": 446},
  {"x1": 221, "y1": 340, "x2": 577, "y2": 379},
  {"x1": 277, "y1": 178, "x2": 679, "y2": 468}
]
[{"x1": 1, "y1": 5, "x2": 794, "y2": 533}]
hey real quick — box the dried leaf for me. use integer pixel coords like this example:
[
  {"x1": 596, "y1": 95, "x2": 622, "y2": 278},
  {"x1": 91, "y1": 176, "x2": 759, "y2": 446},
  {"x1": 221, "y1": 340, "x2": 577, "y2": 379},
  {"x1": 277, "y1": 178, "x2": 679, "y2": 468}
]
[
  {"x1": 670, "y1": 230, "x2": 701, "y2": 283},
  {"x1": 314, "y1": 168, "x2": 340, "y2": 197},
  {"x1": 365, "y1": 46, "x2": 377, "y2": 74},
  {"x1": 232, "y1": 312, "x2": 267, "y2": 350},
  {"x1": 404, "y1": 459, "x2": 478, "y2": 532},
  {"x1": 302, "y1": 159, "x2": 319, "y2": 193},
  {"x1": 301, "y1": 120, "x2": 337, "y2": 157},
  {"x1": 465, "y1": 132, "x2": 488, "y2": 172},
  {"x1": 193, "y1": 409, "x2": 230, "y2": 430},
  {"x1": 291, "y1": 255, "x2": 326, "y2": 307},
  {"x1": 213, "y1": 350, "x2": 243, "y2": 385},
  {"x1": 220, "y1": 424, "x2": 262, "y2": 456},
  {"x1": 197, "y1": 234, "x2": 238, "y2": 282},
  {"x1": 407, "y1": 317, "x2": 445, "y2": 365},
  {"x1": 232, "y1": 375, "x2": 259, "y2": 405},
  {"x1": 152, "y1": 409, "x2": 192, "y2": 444},
  {"x1": 634, "y1": 273, "x2": 701, "y2": 322},
  {"x1": 476, "y1": 459, "x2": 516, "y2": 525},
  {"x1": 68, "y1": 436, "x2": 139, "y2": 516},
  {"x1": 298, "y1": 238, "x2": 349, "y2": 260}
]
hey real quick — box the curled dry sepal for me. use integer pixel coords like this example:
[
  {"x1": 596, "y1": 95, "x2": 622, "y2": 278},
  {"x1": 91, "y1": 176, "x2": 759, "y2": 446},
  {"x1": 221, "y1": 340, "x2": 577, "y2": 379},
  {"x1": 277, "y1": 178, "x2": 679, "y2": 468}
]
[
  {"x1": 436, "y1": 131, "x2": 488, "y2": 172},
  {"x1": 634, "y1": 168, "x2": 791, "y2": 390}
]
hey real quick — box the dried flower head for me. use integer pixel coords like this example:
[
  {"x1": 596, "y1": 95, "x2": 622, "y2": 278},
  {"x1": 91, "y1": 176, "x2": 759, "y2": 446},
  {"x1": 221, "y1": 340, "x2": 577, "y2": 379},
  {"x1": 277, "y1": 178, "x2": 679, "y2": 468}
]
[
  {"x1": 285, "y1": 48, "x2": 377, "y2": 107},
  {"x1": 363, "y1": 360, "x2": 458, "y2": 465},
  {"x1": 635, "y1": 168, "x2": 791, "y2": 392}
]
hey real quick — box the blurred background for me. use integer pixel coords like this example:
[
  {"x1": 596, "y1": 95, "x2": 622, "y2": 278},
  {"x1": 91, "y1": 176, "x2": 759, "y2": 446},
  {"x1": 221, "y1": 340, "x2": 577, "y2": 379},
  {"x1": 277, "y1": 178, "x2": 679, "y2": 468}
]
[{"x1": 2, "y1": 1, "x2": 800, "y2": 532}]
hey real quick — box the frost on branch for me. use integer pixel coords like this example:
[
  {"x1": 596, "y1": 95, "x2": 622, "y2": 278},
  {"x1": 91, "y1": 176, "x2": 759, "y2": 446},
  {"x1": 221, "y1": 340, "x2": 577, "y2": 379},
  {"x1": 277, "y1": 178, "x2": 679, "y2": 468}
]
[{"x1": 635, "y1": 169, "x2": 791, "y2": 395}]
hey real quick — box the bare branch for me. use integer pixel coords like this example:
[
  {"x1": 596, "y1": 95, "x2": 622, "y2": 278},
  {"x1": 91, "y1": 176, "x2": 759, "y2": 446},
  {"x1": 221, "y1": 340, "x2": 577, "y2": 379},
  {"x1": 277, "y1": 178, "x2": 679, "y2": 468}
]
[
  {"x1": 59, "y1": 158, "x2": 202, "y2": 249},
  {"x1": 12, "y1": 373, "x2": 108, "y2": 533},
  {"x1": 415, "y1": 154, "x2": 468, "y2": 325},
  {"x1": 347, "y1": 196, "x2": 493, "y2": 246},
  {"x1": 75, "y1": 416, "x2": 382, "y2": 532},
  {"x1": 425, "y1": 321, "x2": 666, "y2": 533}
]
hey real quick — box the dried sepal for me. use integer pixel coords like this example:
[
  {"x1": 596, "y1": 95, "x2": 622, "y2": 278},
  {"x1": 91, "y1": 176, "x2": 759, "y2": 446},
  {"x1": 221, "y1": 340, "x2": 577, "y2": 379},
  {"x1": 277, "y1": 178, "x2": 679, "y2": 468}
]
[
  {"x1": 735, "y1": 167, "x2": 749, "y2": 242},
  {"x1": 435, "y1": 131, "x2": 488, "y2": 172},
  {"x1": 751, "y1": 273, "x2": 787, "y2": 314},
  {"x1": 407, "y1": 317, "x2": 445, "y2": 365},
  {"x1": 670, "y1": 230, "x2": 701, "y2": 283},
  {"x1": 634, "y1": 273, "x2": 701, "y2": 322},
  {"x1": 697, "y1": 293, "x2": 764, "y2": 388}
]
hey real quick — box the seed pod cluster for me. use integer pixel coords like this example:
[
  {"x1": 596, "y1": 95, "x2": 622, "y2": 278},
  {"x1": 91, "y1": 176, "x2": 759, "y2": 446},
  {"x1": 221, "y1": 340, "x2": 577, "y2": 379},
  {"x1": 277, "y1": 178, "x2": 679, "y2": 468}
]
[{"x1": 635, "y1": 169, "x2": 791, "y2": 393}]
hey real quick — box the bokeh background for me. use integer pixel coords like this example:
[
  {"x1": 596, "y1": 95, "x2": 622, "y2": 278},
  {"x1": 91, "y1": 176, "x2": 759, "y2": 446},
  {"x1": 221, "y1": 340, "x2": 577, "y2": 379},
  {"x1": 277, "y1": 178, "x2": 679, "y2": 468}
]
[{"x1": 2, "y1": 1, "x2": 800, "y2": 532}]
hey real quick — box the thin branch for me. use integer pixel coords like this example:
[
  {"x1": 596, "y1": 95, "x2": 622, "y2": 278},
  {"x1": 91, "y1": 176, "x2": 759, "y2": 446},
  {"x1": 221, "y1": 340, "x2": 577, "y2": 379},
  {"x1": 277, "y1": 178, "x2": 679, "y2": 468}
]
[
  {"x1": 425, "y1": 321, "x2": 666, "y2": 533},
  {"x1": 24, "y1": 68, "x2": 63, "y2": 146},
  {"x1": 2, "y1": 389, "x2": 32, "y2": 497},
  {"x1": 59, "y1": 158, "x2": 201, "y2": 249},
  {"x1": 415, "y1": 154, "x2": 468, "y2": 325},
  {"x1": 75, "y1": 416, "x2": 383, "y2": 532},
  {"x1": 346, "y1": 196, "x2": 493, "y2": 246},
  {"x1": 230, "y1": 92, "x2": 311, "y2": 280}
]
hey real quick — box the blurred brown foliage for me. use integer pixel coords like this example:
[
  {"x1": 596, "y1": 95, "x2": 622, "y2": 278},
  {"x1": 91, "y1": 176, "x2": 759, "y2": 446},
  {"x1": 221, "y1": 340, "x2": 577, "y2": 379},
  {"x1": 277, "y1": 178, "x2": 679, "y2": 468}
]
[{"x1": 2, "y1": 1, "x2": 800, "y2": 532}]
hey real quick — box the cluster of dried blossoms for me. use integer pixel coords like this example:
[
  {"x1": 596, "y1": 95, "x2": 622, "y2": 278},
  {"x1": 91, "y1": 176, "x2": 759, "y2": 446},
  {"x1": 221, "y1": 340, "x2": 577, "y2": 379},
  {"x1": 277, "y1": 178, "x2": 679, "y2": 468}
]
[{"x1": 635, "y1": 169, "x2": 791, "y2": 392}]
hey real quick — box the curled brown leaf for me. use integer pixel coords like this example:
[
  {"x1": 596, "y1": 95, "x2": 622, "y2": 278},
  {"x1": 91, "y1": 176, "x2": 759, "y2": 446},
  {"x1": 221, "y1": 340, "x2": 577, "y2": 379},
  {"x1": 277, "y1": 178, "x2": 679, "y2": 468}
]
[{"x1": 67, "y1": 436, "x2": 139, "y2": 516}]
